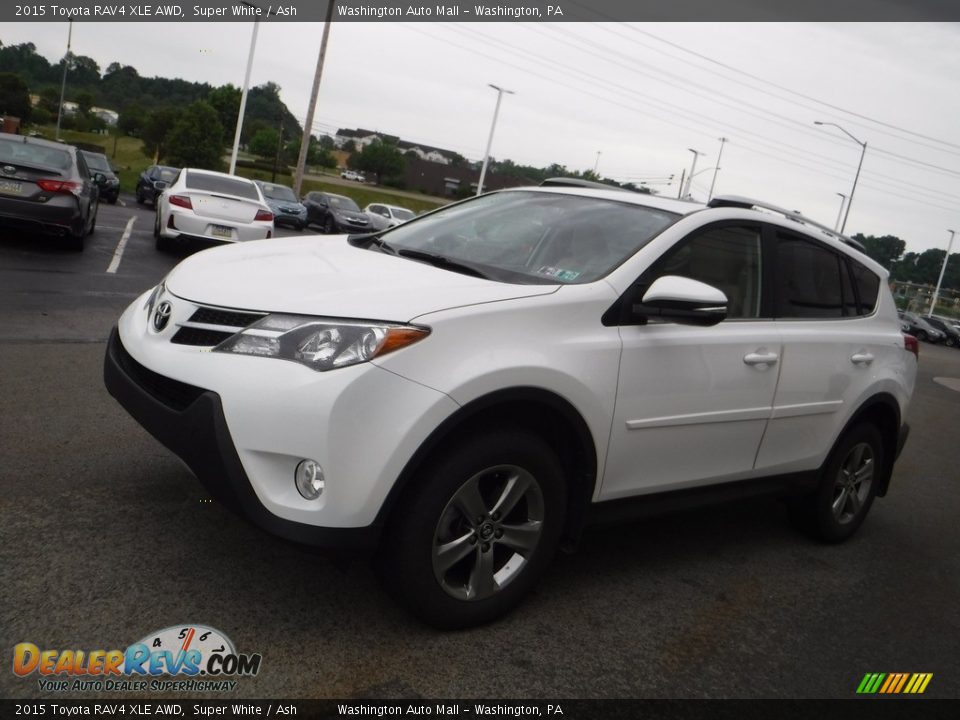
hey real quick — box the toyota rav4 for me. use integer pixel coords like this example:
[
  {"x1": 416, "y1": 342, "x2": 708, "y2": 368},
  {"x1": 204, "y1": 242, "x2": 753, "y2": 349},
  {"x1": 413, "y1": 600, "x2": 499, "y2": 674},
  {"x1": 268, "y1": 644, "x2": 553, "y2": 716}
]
[{"x1": 104, "y1": 186, "x2": 917, "y2": 628}]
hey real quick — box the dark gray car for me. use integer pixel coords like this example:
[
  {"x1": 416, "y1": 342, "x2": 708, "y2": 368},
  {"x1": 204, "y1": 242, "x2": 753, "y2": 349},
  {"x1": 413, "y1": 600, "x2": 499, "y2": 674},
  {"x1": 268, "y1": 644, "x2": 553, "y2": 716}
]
[
  {"x1": 303, "y1": 191, "x2": 371, "y2": 234},
  {"x1": 0, "y1": 133, "x2": 100, "y2": 251}
]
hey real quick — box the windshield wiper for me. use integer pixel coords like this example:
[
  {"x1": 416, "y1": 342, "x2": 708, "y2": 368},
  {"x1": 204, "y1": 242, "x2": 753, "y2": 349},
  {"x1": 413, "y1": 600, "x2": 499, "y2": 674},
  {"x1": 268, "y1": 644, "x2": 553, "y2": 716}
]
[
  {"x1": 348, "y1": 232, "x2": 398, "y2": 254},
  {"x1": 395, "y1": 248, "x2": 491, "y2": 279}
]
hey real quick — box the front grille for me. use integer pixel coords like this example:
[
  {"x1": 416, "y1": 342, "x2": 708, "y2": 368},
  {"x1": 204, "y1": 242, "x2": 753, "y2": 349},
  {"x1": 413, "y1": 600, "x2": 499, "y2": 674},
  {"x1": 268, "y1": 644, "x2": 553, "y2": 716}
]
[
  {"x1": 171, "y1": 327, "x2": 234, "y2": 347},
  {"x1": 113, "y1": 335, "x2": 206, "y2": 411},
  {"x1": 189, "y1": 307, "x2": 266, "y2": 327}
]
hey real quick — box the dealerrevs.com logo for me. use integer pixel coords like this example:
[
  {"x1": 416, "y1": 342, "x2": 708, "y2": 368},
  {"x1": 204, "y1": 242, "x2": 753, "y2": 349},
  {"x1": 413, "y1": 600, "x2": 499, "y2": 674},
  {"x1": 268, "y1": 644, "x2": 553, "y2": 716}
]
[{"x1": 13, "y1": 625, "x2": 262, "y2": 693}]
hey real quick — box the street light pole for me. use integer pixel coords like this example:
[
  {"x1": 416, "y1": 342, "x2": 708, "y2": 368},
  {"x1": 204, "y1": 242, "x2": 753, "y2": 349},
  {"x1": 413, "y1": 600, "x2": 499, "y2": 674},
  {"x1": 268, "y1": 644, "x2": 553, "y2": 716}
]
[
  {"x1": 834, "y1": 192, "x2": 847, "y2": 232},
  {"x1": 681, "y1": 148, "x2": 704, "y2": 199},
  {"x1": 814, "y1": 121, "x2": 867, "y2": 234},
  {"x1": 707, "y1": 137, "x2": 726, "y2": 201},
  {"x1": 228, "y1": 17, "x2": 261, "y2": 175},
  {"x1": 593, "y1": 150, "x2": 602, "y2": 174},
  {"x1": 929, "y1": 229, "x2": 956, "y2": 317},
  {"x1": 476, "y1": 84, "x2": 514, "y2": 196},
  {"x1": 55, "y1": 19, "x2": 73, "y2": 141}
]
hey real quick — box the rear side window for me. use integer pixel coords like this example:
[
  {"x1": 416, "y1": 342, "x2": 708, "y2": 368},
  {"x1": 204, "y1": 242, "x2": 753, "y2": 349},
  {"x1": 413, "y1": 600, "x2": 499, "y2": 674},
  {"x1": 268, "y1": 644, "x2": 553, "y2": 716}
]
[
  {"x1": 776, "y1": 233, "x2": 844, "y2": 318},
  {"x1": 185, "y1": 171, "x2": 259, "y2": 200},
  {"x1": 850, "y1": 259, "x2": 881, "y2": 315}
]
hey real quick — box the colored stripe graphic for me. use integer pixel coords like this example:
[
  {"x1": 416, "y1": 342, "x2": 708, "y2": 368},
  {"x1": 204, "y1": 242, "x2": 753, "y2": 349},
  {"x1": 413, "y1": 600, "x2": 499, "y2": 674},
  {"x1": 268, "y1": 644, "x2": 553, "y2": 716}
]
[{"x1": 857, "y1": 673, "x2": 932, "y2": 694}]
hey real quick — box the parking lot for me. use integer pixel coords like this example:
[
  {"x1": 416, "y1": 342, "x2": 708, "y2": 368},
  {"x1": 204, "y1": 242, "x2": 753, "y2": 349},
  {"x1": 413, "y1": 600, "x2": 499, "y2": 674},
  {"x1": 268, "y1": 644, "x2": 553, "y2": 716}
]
[{"x1": 1, "y1": 199, "x2": 959, "y2": 700}]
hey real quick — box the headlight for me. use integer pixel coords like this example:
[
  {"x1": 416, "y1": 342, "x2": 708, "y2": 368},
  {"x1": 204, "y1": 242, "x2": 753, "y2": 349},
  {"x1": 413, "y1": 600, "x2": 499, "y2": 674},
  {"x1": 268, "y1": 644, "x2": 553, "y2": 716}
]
[{"x1": 213, "y1": 314, "x2": 429, "y2": 371}]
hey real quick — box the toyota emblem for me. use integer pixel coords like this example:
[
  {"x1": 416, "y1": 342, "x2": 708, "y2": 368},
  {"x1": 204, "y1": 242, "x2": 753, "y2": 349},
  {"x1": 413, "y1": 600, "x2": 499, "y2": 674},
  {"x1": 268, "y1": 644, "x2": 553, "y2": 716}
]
[{"x1": 153, "y1": 301, "x2": 172, "y2": 331}]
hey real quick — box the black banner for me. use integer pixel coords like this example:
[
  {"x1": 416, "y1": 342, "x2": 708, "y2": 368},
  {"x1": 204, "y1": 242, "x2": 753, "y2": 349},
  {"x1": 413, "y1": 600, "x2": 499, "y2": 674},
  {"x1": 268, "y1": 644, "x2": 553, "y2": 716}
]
[
  {"x1": 3, "y1": 0, "x2": 960, "y2": 23},
  {"x1": 1, "y1": 699, "x2": 959, "y2": 720}
]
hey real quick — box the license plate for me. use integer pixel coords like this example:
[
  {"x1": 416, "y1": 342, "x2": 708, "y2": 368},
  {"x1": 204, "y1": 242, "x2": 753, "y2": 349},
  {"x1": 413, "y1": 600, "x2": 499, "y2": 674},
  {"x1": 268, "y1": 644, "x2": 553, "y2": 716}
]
[
  {"x1": 0, "y1": 180, "x2": 23, "y2": 195},
  {"x1": 210, "y1": 225, "x2": 232, "y2": 239}
]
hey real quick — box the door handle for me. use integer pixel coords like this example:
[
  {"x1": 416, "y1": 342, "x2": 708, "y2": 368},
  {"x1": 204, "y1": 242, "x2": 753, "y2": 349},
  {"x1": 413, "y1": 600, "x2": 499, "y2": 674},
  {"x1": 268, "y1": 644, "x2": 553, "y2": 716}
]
[
  {"x1": 850, "y1": 352, "x2": 874, "y2": 365},
  {"x1": 743, "y1": 351, "x2": 779, "y2": 366}
]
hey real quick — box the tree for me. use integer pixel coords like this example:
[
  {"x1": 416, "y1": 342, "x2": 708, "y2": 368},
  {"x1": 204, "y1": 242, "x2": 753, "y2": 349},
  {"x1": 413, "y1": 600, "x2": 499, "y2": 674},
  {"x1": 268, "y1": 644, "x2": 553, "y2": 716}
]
[
  {"x1": 207, "y1": 84, "x2": 241, "y2": 143},
  {"x1": 118, "y1": 103, "x2": 147, "y2": 137},
  {"x1": 318, "y1": 134, "x2": 335, "y2": 150},
  {"x1": 165, "y1": 101, "x2": 224, "y2": 171},
  {"x1": 248, "y1": 127, "x2": 279, "y2": 158},
  {"x1": 353, "y1": 139, "x2": 405, "y2": 184},
  {"x1": 0, "y1": 73, "x2": 32, "y2": 121},
  {"x1": 851, "y1": 233, "x2": 905, "y2": 270},
  {"x1": 140, "y1": 107, "x2": 178, "y2": 162},
  {"x1": 75, "y1": 90, "x2": 95, "y2": 116}
]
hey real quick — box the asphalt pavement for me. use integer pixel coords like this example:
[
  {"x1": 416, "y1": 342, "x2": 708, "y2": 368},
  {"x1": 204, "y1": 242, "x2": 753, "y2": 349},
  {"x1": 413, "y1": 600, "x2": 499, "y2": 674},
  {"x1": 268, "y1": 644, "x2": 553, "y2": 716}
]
[{"x1": 1, "y1": 200, "x2": 958, "y2": 700}]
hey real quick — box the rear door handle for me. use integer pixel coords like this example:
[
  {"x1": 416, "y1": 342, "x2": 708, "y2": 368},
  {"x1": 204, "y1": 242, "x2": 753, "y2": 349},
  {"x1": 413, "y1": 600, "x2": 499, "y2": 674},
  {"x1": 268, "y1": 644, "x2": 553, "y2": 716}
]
[
  {"x1": 851, "y1": 352, "x2": 874, "y2": 365},
  {"x1": 743, "y1": 351, "x2": 779, "y2": 366}
]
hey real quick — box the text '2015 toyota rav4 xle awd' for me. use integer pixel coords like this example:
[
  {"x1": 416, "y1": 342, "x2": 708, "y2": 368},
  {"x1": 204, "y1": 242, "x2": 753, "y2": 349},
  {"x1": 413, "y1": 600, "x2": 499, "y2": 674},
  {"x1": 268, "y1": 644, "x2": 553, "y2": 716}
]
[{"x1": 105, "y1": 186, "x2": 916, "y2": 628}]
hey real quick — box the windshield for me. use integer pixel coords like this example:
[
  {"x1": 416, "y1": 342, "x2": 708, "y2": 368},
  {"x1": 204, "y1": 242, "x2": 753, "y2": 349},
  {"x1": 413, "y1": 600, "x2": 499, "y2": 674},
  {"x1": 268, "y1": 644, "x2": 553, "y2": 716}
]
[
  {"x1": 260, "y1": 183, "x2": 298, "y2": 202},
  {"x1": 328, "y1": 195, "x2": 361, "y2": 212},
  {"x1": 392, "y1": 208, "x2": 415, "y2": 221},
  {"x1": 379, "y1": 190, "x2": 679, "y2": 284},
  {"x1": 82, "y1": 152, "x2": 111, "y2": 172}
]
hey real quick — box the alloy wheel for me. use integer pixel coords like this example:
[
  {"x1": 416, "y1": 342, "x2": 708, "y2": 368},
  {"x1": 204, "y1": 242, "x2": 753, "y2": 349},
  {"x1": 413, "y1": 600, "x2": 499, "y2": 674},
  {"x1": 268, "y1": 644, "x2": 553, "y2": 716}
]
[
  {"x1": 831, "y1": 442, "x2": 874, "y2": 524},
  {"x1": 431, "y1": 464, "x2": 545, "y2": 601}
]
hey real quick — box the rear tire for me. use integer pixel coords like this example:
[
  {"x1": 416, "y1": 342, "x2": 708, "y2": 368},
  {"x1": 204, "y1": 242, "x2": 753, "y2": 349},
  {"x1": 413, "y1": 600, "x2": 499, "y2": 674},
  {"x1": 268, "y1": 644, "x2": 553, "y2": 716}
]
[
  {"x1": 323, "y1": 217, "x2": 335, "y2": 234},
  {"x1": 790, "y1": 423, "x2": 884, "y2": 543},
  {"x1": 154, "y1": 211, "x2": 168, "y2": 252},
  {"x1": 377, "y1": 429, "x2": 567, "y2": 630}
]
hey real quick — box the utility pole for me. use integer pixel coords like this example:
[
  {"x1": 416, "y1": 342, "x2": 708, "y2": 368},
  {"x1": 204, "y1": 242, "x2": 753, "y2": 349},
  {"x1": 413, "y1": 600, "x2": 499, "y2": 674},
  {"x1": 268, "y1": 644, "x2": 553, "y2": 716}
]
[
  {"x1": 593, "y1": 151, "x2": 602, "y2": 174},
  {"x1": 681, "y1": 148, "x2": 704, "y2": 199},
  {"x1": 477, "y1": 83, "x2": 514, "y2": 196},
  {"x1": 677, "y1": 168, "x2": 685, "y2": 199},
  {"x1": 272, "y1": 115, "x2": 283, "y2": 182},
  {"x1": 707, "y1": 137, "x2": 726, "y2": 201},
  {"x1": 294, "y1": 0, "x2": 335, "y2": 197},
  {"x1": 55, "y1": 19, "x2": 73, "y2": 141},
  {"x1": 834, "y1": 193, "x2": 847, "y2": 232}
]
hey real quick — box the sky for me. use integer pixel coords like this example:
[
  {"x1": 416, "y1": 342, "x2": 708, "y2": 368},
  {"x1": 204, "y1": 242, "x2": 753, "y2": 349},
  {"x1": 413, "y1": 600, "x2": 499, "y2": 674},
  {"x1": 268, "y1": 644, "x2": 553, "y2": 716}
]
[{"x1": 4, "y1": 20, "x2": 960, "y2": 255}]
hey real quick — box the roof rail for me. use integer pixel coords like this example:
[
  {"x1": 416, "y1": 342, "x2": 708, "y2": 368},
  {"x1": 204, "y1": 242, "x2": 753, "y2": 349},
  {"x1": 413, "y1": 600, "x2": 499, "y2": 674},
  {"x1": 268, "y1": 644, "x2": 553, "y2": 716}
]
[
  {"x1": 540, "y1": 177, "x2": 632, "y2": 192},
  {"x1": 708, "y1": 195, "x2": 866, "y2": 253}
]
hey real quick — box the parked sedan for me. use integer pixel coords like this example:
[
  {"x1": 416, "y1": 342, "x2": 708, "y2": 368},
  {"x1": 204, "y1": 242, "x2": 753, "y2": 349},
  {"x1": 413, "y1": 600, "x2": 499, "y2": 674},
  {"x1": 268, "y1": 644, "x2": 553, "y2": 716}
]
[
  {"x1": 340, "y1": 170, "x2": 365, "y2": 182},
  {"x1": 0, "y1": 132, "x2": 100, "y2": 251},
  {"x1": 364, "y1": 203, "x2": 416, "y2": 231},
  {"x1": 925, "y1": 316, "x2": 960, "y2": 347},
  {"x1": 898, "y1": 311, "x2": 945, "y2": 343},
  {"x1": 303, "y1": 191, "x2": 371, "y2": 234},
  {"x1": 136, "y1": 165, "x2": 180, "y2": 206},
  {"x1": 254, "y1": 180, "x2": 307, "y2": 231},
  {"x1": 81, "y1": 150, "x2": 120, "y2": 204},
  {"x1": 154, "y1": 168, "x2": 274, "y2": 251}
]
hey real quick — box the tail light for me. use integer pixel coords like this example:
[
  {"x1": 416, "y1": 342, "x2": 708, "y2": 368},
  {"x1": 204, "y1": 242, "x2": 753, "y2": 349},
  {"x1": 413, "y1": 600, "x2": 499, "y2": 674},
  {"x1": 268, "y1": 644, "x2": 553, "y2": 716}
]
[
  {"x1": 254, "y1": 209, "x2": 274, "y2": 222},
  {"x1": 36, "y1": 179, "x2": 83, "y2": 196},
  {"x1": 169, "y1": 195, "x2": 193, "y2": 210},
  {"x1": 903, "y1": 333, "x2": 919, "y2": 359}
]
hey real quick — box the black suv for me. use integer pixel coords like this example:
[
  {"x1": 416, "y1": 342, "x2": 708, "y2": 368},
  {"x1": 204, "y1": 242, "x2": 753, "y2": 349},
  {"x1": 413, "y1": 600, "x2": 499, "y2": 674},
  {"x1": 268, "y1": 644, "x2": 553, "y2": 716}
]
[
  {"x1": 303, "y1": 191, "x2": 371, "y2": 234},
  {"x1": 81, "y1": 150, "x2": 120, "y2": 204},
  {"x1": 136, "y1": 165, "x2": 180, "y2": 206},
  {"x1": 0, "y1": 133, "x2": 100, "y2": 251}
]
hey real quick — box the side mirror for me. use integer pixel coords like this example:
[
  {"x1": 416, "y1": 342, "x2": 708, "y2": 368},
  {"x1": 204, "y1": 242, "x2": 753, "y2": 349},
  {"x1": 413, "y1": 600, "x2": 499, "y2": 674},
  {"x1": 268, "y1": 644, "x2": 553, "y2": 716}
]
[
  {"x1": 93, "y1": 172, "x2": 106, "y2": 183},
  {"x1": 635, "y1": 275, "x2": 727, "y2": 327}
]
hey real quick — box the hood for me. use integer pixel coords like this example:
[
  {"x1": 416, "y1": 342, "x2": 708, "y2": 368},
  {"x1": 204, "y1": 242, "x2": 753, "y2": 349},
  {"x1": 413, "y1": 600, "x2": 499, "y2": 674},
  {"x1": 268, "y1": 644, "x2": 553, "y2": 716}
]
[{"x1": 165, "y1": 235, "x2": 558, "y2": 322}]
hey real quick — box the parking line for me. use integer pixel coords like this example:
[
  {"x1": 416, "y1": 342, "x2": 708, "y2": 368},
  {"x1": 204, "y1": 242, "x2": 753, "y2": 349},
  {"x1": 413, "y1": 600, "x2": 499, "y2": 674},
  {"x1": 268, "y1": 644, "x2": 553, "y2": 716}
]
[{"x1": 106, "y1": 216, "x2": 137, "y2": 274}]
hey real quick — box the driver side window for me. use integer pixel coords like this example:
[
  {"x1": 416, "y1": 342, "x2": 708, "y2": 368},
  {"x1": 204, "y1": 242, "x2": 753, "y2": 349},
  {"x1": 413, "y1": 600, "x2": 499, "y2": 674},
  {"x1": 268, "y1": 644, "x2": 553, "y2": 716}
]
[{"x1": 639, "y1": 225, "x2": 764, "y2": 320}]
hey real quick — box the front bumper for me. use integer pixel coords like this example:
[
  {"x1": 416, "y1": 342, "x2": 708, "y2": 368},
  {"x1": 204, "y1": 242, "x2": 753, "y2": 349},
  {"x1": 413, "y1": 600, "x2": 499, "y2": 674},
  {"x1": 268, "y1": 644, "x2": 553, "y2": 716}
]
[{"x1": 103, "y1": 327, "x2": 380, "y2": 548}]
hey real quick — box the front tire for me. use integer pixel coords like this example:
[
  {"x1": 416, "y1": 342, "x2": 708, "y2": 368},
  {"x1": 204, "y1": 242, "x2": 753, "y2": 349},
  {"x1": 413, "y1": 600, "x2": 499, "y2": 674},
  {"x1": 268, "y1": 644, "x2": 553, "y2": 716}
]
[
  {"x1": 377, "y1": 429, "x2": 567, "y2": 629},
  {"x1": 323, "y1": 216, "x2": 336, "y2": 234},
  {"x1": 790, "y1": 423, "x2": 884, "y2": 543},
  {"x1": 916, "y1": 330, "x2": 928, "y2": 342}
]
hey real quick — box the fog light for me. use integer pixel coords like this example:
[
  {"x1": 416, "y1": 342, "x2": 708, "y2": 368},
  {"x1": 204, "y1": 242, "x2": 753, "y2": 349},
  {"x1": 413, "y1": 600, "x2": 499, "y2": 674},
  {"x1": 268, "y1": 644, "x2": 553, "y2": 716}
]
[{"x1": 295, "y1": 460, "x2": 324, "y2": 500}]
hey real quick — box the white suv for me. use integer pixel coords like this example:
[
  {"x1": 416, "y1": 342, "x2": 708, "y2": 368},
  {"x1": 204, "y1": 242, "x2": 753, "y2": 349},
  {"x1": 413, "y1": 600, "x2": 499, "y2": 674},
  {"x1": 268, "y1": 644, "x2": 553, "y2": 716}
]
[{"x1": 105, "y1": 185, "x2": 916, "y2": 628}]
